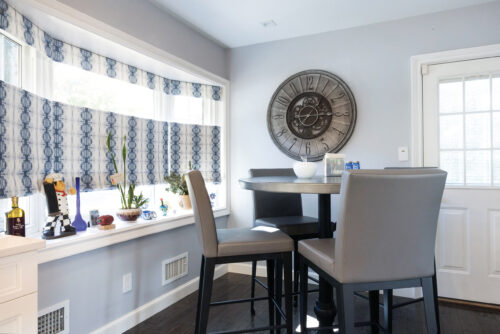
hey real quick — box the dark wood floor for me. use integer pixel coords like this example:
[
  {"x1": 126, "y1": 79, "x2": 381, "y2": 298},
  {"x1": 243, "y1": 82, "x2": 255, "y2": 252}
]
[{"x1": 126, "y1": 273, "x2": 500, "y2": 334}]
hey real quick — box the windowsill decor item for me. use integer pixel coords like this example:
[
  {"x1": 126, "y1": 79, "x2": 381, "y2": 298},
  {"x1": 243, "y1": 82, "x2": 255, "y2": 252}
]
[
  {"x1": 42, "y1": 174, "x2": 77, "y2": 239},
  {"x1": 159, "y1": 198, "x2": 168, "y2": 216},
  {"x1": 107, "y1": 133, "x2": 149, "y2": 222},
  {"x1": 96, "y1": 215, "x2": 115, "y2": 230},
  {"x1": 165, "y1": 170, "x2": 192, "y2": 210},
  {"x1": 72, "y1": 177, "x2": 87, "y2": 231},
  {"x1": 293, "y1": 156, "x2": 318, "y2": 179},
  {"x1": 323, "y1": 153, "x2": 345, "y2": 176}
]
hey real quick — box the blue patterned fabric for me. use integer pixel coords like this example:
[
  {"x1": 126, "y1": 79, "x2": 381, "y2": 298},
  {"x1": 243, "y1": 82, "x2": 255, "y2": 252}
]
[
  {"x1": 192, "y1": 83, "x2": 202, "y2": 98},
  {"x1": 0, "y1": 0, "x2": 9, "y2": 30},
  {"x1": 105, "y1": 58, "x2": 117, "y2": 78},
  {"x1": 171, "y1": 80, "x2": 181, "y2": 95},
  {"x1": 128, "y1": 65, "x2": 138, "y2": 84},
  {"x1": 22, "y1": 16, "x2": 34, "y2": 46},
  {"x1": 0, "y1": 80, "x2": 222, "y2": 198},
  {"x1": 80, "y1": 49, "x2": 93, "y2": 71},
  {"x1": 212, "y1": 86, "x2": 221, "y2": 101},
  {"x1": 147, "y1": 72, "x2": 155, "y2": 90}
]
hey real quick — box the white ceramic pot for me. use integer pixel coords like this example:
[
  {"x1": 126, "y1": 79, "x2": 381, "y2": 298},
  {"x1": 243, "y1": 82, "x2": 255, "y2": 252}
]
[{"x1": 293, "y1": 161, "x2": 318, "y2": 179}]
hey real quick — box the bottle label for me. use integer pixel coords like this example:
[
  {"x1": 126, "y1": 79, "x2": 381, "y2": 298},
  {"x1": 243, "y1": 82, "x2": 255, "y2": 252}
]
[{"x1": 7, "y1": 217, "x2": 25, "y2": 237}]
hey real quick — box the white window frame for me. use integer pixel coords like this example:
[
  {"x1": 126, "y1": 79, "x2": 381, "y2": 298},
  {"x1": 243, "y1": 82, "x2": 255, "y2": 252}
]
[{"x1": 411, "y1": 43, "x2": 500, "y2": 189}]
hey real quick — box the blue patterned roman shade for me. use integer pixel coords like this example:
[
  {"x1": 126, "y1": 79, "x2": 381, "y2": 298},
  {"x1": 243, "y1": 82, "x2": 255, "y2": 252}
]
[
  {"x1": 0, "y1": 0, "x2": 223, "y2": 101},
  {"x1": 0, "y1": 80, "x2": 221, "y2": 199}
]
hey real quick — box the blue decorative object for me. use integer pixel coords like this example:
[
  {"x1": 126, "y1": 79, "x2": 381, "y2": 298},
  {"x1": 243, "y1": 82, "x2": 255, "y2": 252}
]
[
  {"x1": 72, "y1": 177, "x2": 87, "y2": 232},
  {"x1": 209, "y1": 193, "x2": 216, "y2": 208}
]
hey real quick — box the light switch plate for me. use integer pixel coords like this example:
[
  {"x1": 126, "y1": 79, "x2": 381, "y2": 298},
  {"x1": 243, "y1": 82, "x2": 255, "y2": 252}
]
[
  {"x1": 123, "y1": 272, "x2": 132, "y2": 293},
  {"x1": 398, "y1": 146, "x2": 409, "y2": 161}
]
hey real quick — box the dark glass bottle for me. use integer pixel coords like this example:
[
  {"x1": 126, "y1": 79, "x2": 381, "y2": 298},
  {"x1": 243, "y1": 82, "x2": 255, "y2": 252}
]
[{"x1": 6, "y1": 196, "x2": 25, "y2": 237}]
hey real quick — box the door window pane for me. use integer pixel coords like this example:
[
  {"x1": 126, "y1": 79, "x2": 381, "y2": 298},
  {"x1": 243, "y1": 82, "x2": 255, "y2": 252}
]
[
  {"x1": 465, "y1": 76, "x2": 490, "y2": 112},
  {"x1": 440, "y1": 151, "x2": 464, "y2": 184},
  {"x1": 465, "y1": 113, "x2": 491, "y2": 149},
  {"x1": 493, "y1": 150, "x2": 500, "y2": 185},
  {"x1": 440, "y1": 114, "x2": 463, "y2": 149},
  {"x1": 465, "y1": 150, "x2": 491, "y2": 184},
  {"x1": 439, "y1": 81, "x2": 463, "y2": 113}
]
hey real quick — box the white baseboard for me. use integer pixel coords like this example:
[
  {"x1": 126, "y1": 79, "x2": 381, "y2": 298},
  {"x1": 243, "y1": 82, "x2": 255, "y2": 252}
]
[
  {"x1": 91, "y1": 264, "x2": 228, "y2": 334},
  {"x1": 226, "y1": 262, "x2": 420, "y2": 299}
]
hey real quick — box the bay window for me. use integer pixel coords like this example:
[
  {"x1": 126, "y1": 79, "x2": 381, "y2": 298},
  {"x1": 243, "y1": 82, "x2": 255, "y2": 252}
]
[{"x1": 0, "y1": 3, "x2": 227, "y2": 237}]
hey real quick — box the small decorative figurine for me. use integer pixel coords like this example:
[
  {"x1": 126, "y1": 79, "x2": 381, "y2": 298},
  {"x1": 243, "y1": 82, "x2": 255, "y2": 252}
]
[
  {"x1": 141, "y1": 210, "x2": 157, "y2": 220},
  {"x1": 90, "y1": 210, "x2": 100, "y2": 226},
  {"x1": 159, "y1": 198, "x2": 168, "y2": 216},
  {"x1": 42, "y1": 173, "x2": 77, "y2": 239},
  {"x1": 72, "y1": 177, "x2": 87, "y2": 232},
  {"x1": 96, "y1": 215, "x2": 115, "y2": 230},
  {"x1": 209, "y1": 193, "x2": 216, "y2": 208}
]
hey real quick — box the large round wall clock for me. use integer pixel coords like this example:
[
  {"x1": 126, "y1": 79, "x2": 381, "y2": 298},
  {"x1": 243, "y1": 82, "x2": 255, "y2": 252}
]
[{"x1": 267, "y1": 70, "x2": 357, "y2": 161}]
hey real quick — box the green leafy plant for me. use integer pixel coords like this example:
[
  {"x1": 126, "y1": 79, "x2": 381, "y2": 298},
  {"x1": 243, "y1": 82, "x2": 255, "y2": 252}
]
[
  {"x1": 106, "y1": 132, "x2": 149, "y2": 209},
  {"x1": 164, "y1": 172, "x2": 189, "y2": 196}
]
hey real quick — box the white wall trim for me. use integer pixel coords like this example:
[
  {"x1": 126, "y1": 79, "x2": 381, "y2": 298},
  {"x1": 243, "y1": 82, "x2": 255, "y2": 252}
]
[
  {"x1": 91, "y1": 264, "x2": 228, "y2": 334},
  {"x1": 410, "y1": 43, "x2": 500, "y2": 166}
]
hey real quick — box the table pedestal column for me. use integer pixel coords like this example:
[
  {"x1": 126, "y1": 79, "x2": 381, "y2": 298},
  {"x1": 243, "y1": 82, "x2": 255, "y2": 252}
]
[{"x1": 314, "y1": 194, "x2": 336, "y2": 333}]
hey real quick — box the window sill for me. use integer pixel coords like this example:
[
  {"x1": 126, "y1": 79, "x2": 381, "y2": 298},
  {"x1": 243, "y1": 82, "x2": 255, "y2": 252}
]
[{"x1": 36, "y1": 208, "x2": 230, "y2": 264}]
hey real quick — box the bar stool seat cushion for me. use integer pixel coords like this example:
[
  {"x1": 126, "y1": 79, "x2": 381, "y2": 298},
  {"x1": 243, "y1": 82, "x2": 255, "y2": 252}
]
[
  {"x1": 298, "y1": 238, "x2": 335, "y2": 277},
  {"x1": 255, "y1": 215, "x2": 319, "y2": 236},
  {"x1": 217, "y1": 227, "x2": 294, "y2": 257}
]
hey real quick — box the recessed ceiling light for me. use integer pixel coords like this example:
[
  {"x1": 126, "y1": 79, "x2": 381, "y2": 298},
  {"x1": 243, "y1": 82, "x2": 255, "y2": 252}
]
[{"x1": 261, "y1": 20, "x2": 277, "y2": 28}]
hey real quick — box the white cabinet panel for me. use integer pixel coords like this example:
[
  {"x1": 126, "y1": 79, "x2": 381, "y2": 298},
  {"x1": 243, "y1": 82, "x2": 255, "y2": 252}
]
[
  {"x1": 0, "y1": 293, "x2": 37, "y2": 334},
  {"x1": 0, "y1": 251, "x2": 37, "y2": 304},
  {"x1": 437, "y1": 208, "x2": 469, "y2": 273}
]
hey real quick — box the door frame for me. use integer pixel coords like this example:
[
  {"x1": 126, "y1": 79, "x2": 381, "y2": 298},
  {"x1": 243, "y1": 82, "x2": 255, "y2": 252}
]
[{"x1": 411, "y1": 43, "x2": 500, "y2": 167}]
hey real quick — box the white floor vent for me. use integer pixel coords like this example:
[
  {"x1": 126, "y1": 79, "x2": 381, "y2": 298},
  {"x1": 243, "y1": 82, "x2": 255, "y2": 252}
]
[
  {"x1": 38, "y1": 300, "x2": 69, "y2": 334},
  {"x1": 162, "y1": 252, "x2": 188, "y2": 286}
]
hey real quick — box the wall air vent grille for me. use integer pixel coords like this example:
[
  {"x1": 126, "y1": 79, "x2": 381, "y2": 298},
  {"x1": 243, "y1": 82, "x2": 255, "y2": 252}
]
[
  {"x1": 38, "y1": 300, "x2": 69, "y2": 334},
  {"x1": 162, "y1": 252, "x2": 189, "y2": 286}
]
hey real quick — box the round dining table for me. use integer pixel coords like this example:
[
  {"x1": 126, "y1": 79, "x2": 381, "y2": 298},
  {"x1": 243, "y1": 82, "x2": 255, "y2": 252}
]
[{"x1": 239, "y1": 175, "x2": 342, "y2": 334}]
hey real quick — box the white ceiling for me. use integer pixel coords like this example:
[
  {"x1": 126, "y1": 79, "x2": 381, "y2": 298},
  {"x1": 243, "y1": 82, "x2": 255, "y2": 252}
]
[{"x1": 151, "y1": 0, "x2": 495, "y2": 48}]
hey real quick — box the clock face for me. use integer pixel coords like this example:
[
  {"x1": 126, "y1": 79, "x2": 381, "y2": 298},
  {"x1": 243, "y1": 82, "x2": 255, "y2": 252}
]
[{"x1": 267, "y1": 70, "x2": 356, "y2": 161}]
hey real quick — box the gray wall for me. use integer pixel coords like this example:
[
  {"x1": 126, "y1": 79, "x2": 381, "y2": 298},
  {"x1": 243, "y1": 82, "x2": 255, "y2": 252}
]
[
  {"x1": 55, "y1": 0, "x2": 228, "y2": 79},
  {"x1": 228, "y1": 1, "x2": 500, "y2": 228},
  {"x1": 39, "y1": 217, "x2": 227, "y2": 333}
]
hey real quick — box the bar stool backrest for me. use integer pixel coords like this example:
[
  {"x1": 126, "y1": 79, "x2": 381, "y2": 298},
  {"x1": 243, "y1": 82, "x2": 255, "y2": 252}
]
[
  {"x1": 333, "y1": 169, "x2": 447, "y2": 283},
  {"x1": 249, "y1": 168, "x2": 303, "y2": 221},
  {"x1": 186, "y1": 170, "x2": 218, "y2": 258}
]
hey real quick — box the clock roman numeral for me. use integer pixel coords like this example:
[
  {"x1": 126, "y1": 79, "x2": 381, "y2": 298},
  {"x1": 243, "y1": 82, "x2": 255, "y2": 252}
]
[{"x1": 276, "y1": 95, "x2": 291, "y2": 106}]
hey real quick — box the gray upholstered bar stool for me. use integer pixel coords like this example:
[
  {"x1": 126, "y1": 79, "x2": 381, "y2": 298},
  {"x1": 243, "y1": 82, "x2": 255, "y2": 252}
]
[
  {"x1": 298, "y1": 169, "x2": 447, "y2": 334},
  {"x1": 249, "y1": 168, "x2": 333, "y2": 315},
  {"x1": 186, "y1": 171, "x2": 294, "y2": 334}
]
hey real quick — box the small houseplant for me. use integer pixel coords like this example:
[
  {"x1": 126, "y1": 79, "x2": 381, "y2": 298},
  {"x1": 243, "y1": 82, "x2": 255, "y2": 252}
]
[
  {"x1": 164, "y1": 167, "x2": 191, "y2": 210},
  {"x1": 107, "y1": 133, "x2": 148, "y2": 221}
]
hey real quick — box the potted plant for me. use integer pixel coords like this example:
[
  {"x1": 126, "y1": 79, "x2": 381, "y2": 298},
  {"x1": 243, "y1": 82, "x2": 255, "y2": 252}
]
[
  {"x1": 164, "y1": 171, "x2": 191, "y2": 210},
  {"x1": 107, "y1": 133, "x2": 148, "y2": 221}
]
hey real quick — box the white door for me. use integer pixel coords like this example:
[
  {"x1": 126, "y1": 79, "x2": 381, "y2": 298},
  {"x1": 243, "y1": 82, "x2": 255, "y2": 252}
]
[{"x1": 423, "y1": 57, "x2": 500, "y2": 304}]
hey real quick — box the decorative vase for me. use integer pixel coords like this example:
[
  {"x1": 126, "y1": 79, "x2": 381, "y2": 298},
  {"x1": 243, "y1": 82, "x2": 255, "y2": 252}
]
[
  {"x1": 72, "y1": 177, "x2": 87, "y2": 231},
  {"x1": 159, "y1": 204, "x2": 168, "y2": 216},
  {"x1": 179, "y1": 195, "x2": 192, "y2": 210},
  {"x1": 116, "y1": 208, "x2": 142, "y2": 222}
]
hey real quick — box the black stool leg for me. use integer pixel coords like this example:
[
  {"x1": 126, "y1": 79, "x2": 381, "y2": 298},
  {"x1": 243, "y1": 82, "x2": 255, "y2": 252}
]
[
  {"x1": 267, "y1": 259, "x2": 275, "y2": 334},
  {"x1": 433, "y1": 261, "x2": 441, "y2": 333},
  {"x1": 198, "y1": 257, "x2": 215, "y2": 334},
  {"x1": 293, "y1": 240, "x2": 299, "y2": 306},
  {"x1": 383, "y1": 289, "x2": 393, "y2": 333},
  {"x1": 299, "y1": 257, "x2": 308, "y2": 333},
  {"x1": 283, "y1": 252, "x2": 293, "y2": 334},
  {"x1": 251, "y1": 260, "x2": 257, "y2": 315},
  {"x1": 338, "y1": 285, "x2": 355, "y2": 334},
  {"x1": 275, "y1": 259, "x2": 283, "y2": 332},
  {"x1": 369, "y1": 291, "x2": 380, "y2": 334},
  {"x1": 195, "y1": 256, "x2": 205, "y2": 334},
  {"x1": 422, "y1": 277, "x2": 438, "y2": 334}
]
